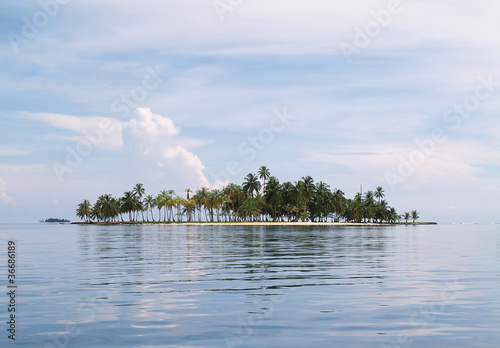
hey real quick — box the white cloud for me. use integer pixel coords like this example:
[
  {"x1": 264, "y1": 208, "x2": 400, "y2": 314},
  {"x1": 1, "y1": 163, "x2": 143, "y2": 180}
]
[
  {"x1": 162, "y1": 146, "x2": 211, "y2": 188},
  {"x1": 124, "y1": 107, "x2": 212, "y2": 189},
  {"x1": 23, "y1": 108, "x2": 213, "y2": 190},
  {"x1": 126, "y1": 107, "x2": 180, "y2": 136},
  {"x1": 20, "y1": 112, "x2": 124, "y2": 151}
]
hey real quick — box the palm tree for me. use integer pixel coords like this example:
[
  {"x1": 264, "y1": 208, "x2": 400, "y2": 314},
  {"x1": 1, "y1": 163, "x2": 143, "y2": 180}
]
[
  {"x1": 183, "y1": 199, "x2": 196, "y2": 222},
  {"x1": 258, "y1": 166, "x2": 270, "y2": 192},
  {"x1": 158, "y1": 190, "x2": 172, "y2": 222},
  {"x1": 133, "y1": 183, "x2": 145, "y2": 198},
  {"x1": 156, "y1": 193, "x2": 165, "y2": 221},
  {"x1": 121, "y1": 191, "x2": 140, "y2": 222},
  {"x1": 144, "y1": 195, "x2": 156, "y2": 222},
  {"x1": 375, "y1": 186, "x2": 385, "y2": 204},
  {"x1": 242, "y1": 173, "x2": 261, "y2": 198},
  {"x1": 173, "y1": 196, "x2": 184, "y2": 222},
  {"x1": 78, "y1": 166, "x2": 419, "y2": 226},
  {"x1": 411, "y1": 210, "x2": 420, "y2": 223},
  {"x1": 332, "y1": 189, "x2": 345, "y2": 222},
  {"x1": 95, "y1": 194, "x2": 120, "y2": 222},
  {"x1": 258, "y1": 166, "x2": 271, "y2": 220},
  {"x1": 193, "y1": 187, "x2": 209, "y2": 221},
  {"x1": 298, "y1": 176, "x2": 314, "y2": 213},
  {"x1": 403, "y1": 212, "x2": 410, "y2": 224},
  {"x1": 264, "y1": 176, "x2": 282, "y2": 221},
  {"x1": 239, "y1": 198, "x2": 260, "y2": 222},
  {"x1": 388, "y1": 207, "x2": 398, "y2": 224},
  {"x1": 76, "y1": 199, "x2": 92, "y2": 222},
  {"x1": 132, "y1": 183, "x2": 146, "y2": 221}
]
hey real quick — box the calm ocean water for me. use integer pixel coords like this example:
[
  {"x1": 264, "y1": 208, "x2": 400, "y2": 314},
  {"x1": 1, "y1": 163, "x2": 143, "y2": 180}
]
[{"x1": 0, "y1": 223, "x2": 499, "y2": 347}]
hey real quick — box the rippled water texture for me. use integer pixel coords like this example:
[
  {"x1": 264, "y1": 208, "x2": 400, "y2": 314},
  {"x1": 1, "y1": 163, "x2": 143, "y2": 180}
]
[{"x1": 1, "y1": 223, "x2": 499, "y2": 347}]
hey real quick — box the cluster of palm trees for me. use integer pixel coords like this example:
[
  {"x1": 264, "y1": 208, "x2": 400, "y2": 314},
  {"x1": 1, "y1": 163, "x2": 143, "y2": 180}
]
[{"x1": 76, "y1": 166, "x2": 420, "y2": 224}]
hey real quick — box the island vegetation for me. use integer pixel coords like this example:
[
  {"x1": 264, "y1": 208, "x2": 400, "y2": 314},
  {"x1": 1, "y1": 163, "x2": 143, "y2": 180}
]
[
  {"x1": 76, "y1": 166, "x2": 421, "y2": 224},
  {"x1": 40, "y1": 218, "x2": 71, "y2": 223}
]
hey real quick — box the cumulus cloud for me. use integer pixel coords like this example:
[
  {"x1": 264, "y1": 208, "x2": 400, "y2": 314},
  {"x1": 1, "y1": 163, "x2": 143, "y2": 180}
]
[
  {"x1": 126, "y1": 107, "x2": 180, "y2": 136},
  {"x1": 162, "y1": 146, "x2": 211, "y2": 188},
  {"x1": 124, "y1": 107, "x2": 211, "y2": 189},
  {"x1": 23, "y1": 107, "x2": 212, "y2": 190}
]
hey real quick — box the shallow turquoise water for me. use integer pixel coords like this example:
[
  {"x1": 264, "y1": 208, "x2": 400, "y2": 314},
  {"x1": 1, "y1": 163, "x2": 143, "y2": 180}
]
[{"x1": 1, "y1": 223, "x2": 499, "y2": 347}]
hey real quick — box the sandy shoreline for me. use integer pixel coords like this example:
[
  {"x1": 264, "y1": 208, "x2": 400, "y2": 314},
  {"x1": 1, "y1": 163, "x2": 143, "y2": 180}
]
[{"x1": 71, "y1": 221, "x2": 437, "y2": 226}]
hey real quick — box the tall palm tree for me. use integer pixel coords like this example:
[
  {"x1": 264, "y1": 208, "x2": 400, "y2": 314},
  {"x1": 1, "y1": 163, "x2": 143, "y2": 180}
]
[
  {"x1": 193, "y1": 187, "x2": 209, "y2": 222},
  {"x1": 264, "y1": 176, "x2": 282, "y2": 221},
  {"x1": 156, "y1": 193, "x2": 165, "y2": 221},
  {"x1": 411, "y1": 210, "x2": 420, "y2": 223},
  {"x1": 173, "y1": 196, "x2": 184, "y2": 222},
  {"x1": 95, "y1": 194, "x2": 120, "y2": 222},
  {"x1": 122, "y1": 191, "x2": 140, "y2": 222},
  {"x1": 242, "y1": 173, "x2": 261, "y2": 198},
  {"x1": 403, "y1": 212, "x2": 410, "y2": 224},
  {"x1": 78, "y1": 166, "x2": 420, "y2": 225},
  {"x1": 258, "y1": 166, "x2": 270, "y2": 193},
  {"x1": 375, "y1": 186, "x2": 385, "y2": 204},
  {"x1": 144, "y1": 195, "x2": 156, "y2": 222},
  {"x1": 183, "y1": 199, "x2": 196, "y2": 222},
  {"x1": 159, "y1": 190, "x2": 172, "y2": 222},
  {"x1": 76, "y1": 199, "x2": 92, "y2": 222},
  {"x1": 132, "y1": 183, "x2": 146, "y2": 221},
  {"x1": 132, "y1": 183, "x2": 145, "y2": 199},
  {"x1": 388, "y1": 207, "x2": 398, "y2": 224},
  {"x1": 298, "y1": 176, "x2": 314, "y2": 214}
]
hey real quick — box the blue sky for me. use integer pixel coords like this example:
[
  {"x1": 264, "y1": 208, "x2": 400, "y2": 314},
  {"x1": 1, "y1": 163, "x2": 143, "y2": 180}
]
[{"x1": 1, "y1": 0, "x2": 500, "y2": 223}]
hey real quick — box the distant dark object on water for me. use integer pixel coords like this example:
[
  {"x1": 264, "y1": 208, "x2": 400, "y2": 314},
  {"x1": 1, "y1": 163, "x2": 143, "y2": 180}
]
[{"x1": 40, "y1": 218, "x2": 71, "y2": 223}]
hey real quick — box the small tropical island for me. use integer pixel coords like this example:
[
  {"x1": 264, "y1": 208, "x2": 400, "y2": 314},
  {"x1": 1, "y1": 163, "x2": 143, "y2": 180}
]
[
  {"x1": 41, "y1": 218, "x2": 71, "y2": 223},
  {"x1": 75, "y1": 166, "x2": 430, "y2": 225}
]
